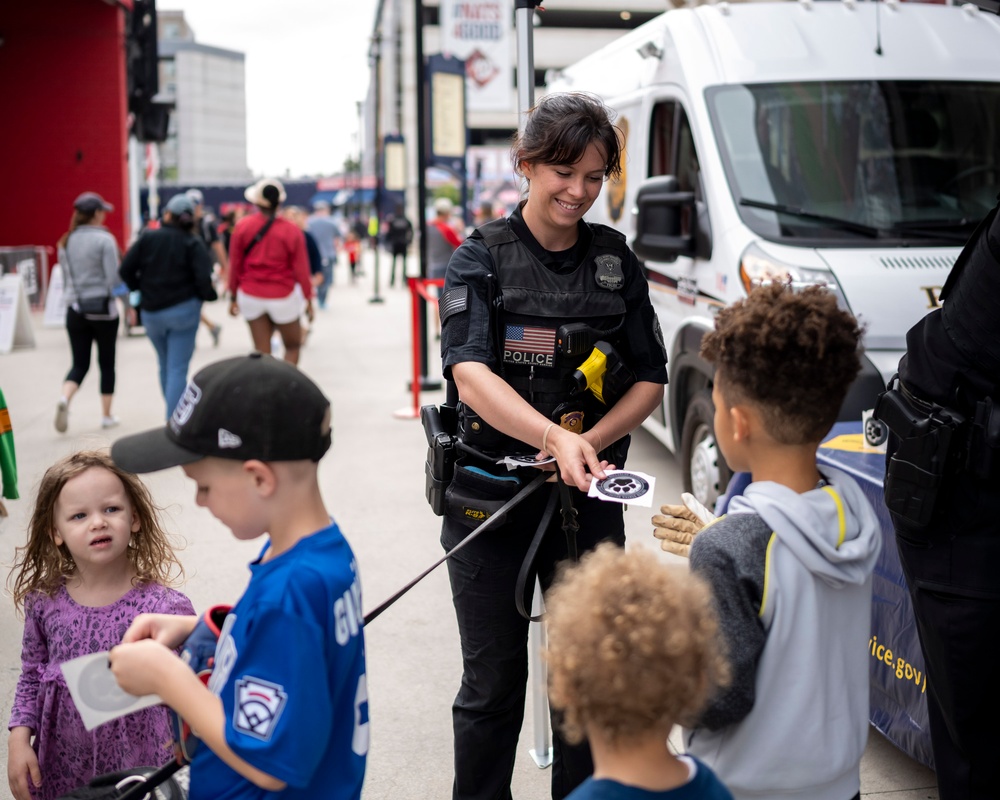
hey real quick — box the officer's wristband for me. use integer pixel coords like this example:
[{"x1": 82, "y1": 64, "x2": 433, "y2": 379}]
[{"x1": 542, "y1": 423, "x2": 556, "y2": 453}]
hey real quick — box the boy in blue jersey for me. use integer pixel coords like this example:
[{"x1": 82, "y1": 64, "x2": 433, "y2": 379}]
[
  {"x1": 108, "y1": 353, "x2": 367, "y2": 800},
  {"x1": 545, "y1": 544, "x2": 733, "y2": 800}
]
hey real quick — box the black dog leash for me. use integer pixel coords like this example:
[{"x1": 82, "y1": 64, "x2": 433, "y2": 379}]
[
  {"x1": 514, "y1": 474, "x2": 579, "y2": 622},
  {"x1": 363, "y1": 472, "x2": 549, "y2": 625}
]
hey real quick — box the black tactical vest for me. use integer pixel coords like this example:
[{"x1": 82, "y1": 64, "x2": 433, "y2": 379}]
[{"x1": 475, "y1": 217, "x2": 629, "y2": 423}]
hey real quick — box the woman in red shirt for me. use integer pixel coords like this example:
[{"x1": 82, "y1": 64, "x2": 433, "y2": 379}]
[{"x1": 228, "y1": 178, "x2": 314, "y2": 365}]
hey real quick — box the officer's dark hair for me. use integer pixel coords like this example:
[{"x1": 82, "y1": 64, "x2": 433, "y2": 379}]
[
  {"x1": 701, "y1": 283, "x2": 865, "y2": 445},
  {"x1": 512, "y1": 92, "x2": 624, "y2": 180}
]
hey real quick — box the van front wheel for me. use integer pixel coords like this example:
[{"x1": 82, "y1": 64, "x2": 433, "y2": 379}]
[{"x1": 680, "y1": 390, "x2": 732, "y2": 511}]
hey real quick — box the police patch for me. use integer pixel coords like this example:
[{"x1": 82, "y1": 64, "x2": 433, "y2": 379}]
[
  {"x1": 503, "y1": 324, "x2": 556, "y2": 366},
  {"x1": 235, "y1": 676, "x2": 287, "y2": 741},
  {"x1": 594, "y1": 254, "x2": 624, "y2": 291}
]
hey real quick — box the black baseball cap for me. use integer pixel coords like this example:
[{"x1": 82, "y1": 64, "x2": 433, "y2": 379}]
[{"x1": 111, "y1": 354, "x2": 332, "y2": 473}]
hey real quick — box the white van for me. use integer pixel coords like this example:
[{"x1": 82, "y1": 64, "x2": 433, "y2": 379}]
[{"x1": 546, "y1": 0, "x2": 1000, "y2": 506}]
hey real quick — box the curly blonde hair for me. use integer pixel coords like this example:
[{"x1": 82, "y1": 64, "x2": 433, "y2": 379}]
[
  {"x1": 8, "y1": 450, "x2": 185, "y2": 613},
  {"x1": 545, "y1": 544, "x2": 729, "y2": 746}
]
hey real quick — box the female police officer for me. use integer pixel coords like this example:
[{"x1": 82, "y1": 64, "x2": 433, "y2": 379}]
[{"x1": 437, "y1": 93, "x2": 668, "y2": 800}]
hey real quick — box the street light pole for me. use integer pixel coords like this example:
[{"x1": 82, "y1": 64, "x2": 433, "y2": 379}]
[
  {"x1": 370, "y1": 33, "x2": 385, "y2": 304},
  {"x1": 414, "y1": 0, "x2": 438, "y2": 388}
]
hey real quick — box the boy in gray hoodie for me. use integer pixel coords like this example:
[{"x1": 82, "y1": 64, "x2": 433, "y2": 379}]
[{"x1": 675, "y1": 284, "x2": 882, "y2": 800}]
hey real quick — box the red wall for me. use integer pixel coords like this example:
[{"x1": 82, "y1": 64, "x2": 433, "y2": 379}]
[{"x1": 0, "y1": 1, "x2": 131, "y2": 254}]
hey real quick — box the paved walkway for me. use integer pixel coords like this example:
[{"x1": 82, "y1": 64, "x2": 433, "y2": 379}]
[{"x1": 0, "y1": 251, "x2": 938, "y2": 799}]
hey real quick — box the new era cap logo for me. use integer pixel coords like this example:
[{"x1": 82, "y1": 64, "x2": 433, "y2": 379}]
[{"x1": 218, "y1": 429, "x2": 242, "y2": 449}]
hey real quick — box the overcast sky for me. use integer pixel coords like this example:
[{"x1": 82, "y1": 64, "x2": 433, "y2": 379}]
[{"x1": 160, "y1": 0, "x2": 379, "y2": 178}]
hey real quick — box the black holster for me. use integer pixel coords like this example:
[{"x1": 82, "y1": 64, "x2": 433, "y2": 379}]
[
  {"x1": 874, "y1": 381, "x2": 964, "y2": 527},
  {"x1": 421, "y1": 404, "x2": 457, "y2": 516}
]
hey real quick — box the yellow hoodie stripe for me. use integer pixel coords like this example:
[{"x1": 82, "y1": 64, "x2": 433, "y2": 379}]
[
  {"x1": 822, "y1": 485, "x2": 847, "y2": 548},
  {"x1": 758, "y1": 532, "x2": 777, "y2": 619}
]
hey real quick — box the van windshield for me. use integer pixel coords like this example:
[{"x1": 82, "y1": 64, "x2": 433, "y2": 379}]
[{"x1": 706, "y1": 81, "x2": 1000, "y2": 244}]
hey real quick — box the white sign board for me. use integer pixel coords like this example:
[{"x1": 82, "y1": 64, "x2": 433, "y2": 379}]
[
  {"x1": 0, "y1": 274, "x2": 36, "y2": 354},
  {"x1": 44, "y1": 265, "x2": 66, "y2": 328}
]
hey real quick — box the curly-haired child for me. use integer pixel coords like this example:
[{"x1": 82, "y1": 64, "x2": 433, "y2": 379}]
[
  {"x1": 545, "y1": 543, "x2": 733, "y2": 799},
  {"x1": 676, "y1": 284, "x2": 882, "y2": 800},
  {"x1": 6, "y1": 451, "x2": 194, "y2": 800}
]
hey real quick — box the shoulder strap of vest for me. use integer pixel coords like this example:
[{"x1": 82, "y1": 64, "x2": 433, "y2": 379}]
[
  {"x1": 587, "y1": 222, "x2": 627, "y2": 254},
  {"x1": 470, "y1": 217, "x2": 518, "y2": 249}
]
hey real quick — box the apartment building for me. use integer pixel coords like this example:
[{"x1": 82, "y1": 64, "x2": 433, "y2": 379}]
[{"x1": 155, "y1": 10, "x2": 251, "y2": 185}]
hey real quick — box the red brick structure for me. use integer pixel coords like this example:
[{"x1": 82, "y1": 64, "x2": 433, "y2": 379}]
[{"x1": 0, "y1": 1, "x2": 133, "y2": 254}]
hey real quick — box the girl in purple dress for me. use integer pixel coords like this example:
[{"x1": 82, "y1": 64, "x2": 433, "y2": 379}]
[{"x1": 6, "y1": 451, "x2": 194, "y2": 800}]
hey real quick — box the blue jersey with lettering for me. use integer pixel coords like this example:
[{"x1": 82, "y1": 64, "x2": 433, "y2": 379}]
[{"x1": 189, "y1": 521, "x2": 367, "y2": 800}]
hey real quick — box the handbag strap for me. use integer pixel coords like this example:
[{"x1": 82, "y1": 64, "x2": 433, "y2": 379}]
[
  {"x1": 243, "y1": 216, "x2": 276, "y2": 258},
  {"x1": 62, "y1": 234, "x2": 84, "y2": 298}
]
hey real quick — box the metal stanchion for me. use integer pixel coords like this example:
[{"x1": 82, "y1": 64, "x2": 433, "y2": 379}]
[
  {"x1": 395, "y1": 277, "x2": 444, "y2": 419},
  {"x1": 528, "y1": 580, "x2": 553, "y2": 768}
]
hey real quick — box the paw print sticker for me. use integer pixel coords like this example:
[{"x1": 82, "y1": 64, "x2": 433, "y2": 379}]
[
  {"x1": 588, "y1": 469, "x2": 657, "y2": 507},
  {"x1": 595, "y1": 472, "x2": 650, "y2": 501}
]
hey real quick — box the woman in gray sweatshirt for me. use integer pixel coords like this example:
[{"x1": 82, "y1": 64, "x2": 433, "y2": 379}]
[{"x1": 55, "y1": 192, "x2": 121, "y2": 433}]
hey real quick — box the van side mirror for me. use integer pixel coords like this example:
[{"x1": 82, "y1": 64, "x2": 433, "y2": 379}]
[{"x1": 633, "y1": 176, "x2": 696, "y2": 262}]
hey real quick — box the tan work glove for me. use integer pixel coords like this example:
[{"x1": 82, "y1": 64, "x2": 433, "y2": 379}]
[{"x1": 651, "y1": 493, "x2": 716, "y2": 558}]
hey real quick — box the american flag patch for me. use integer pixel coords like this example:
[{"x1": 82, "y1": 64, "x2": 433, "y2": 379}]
[{"x1": 504, "y1": 324, "x2": 555, "y2": 356}]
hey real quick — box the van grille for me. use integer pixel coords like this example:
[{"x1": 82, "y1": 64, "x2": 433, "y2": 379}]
[{"x1": 879, "y1": 255, "x2": 955, "y2": 270}]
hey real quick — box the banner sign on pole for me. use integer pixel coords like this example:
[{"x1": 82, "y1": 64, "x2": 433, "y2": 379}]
[
  {"x1": 439, "y1": 0, "x2": 513, "y2": 113},
  {"x1": 384, "y1": 135, "x2": 408, "y2": 193},
  {"x1": 427, "y1": 54, "x2": 468, "y2": 176}
]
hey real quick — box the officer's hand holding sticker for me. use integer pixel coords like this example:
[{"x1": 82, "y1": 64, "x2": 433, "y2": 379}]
[{"x1": 538, "y1": 422, "x2": 613, "y2": 492}]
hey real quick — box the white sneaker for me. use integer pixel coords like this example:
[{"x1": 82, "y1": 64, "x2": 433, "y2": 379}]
[
  {"x1": 55, "y1": 399, "x2": 68, "y2": 433},
  {"x1": 101, "y1": 415, "x2": 120, "y2": 429}
]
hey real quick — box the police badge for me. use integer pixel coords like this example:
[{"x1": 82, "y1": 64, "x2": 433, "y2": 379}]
[{"x1": 594, "y1": 254, "x2": 624, "y2": 290}]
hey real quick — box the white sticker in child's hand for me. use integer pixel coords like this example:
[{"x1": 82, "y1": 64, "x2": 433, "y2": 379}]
[
  {"x1": 588, "y1": 470, "x2": 656, "y2": 507},
  {"x1": 61, "y1": 651, "x2": 162, "y2": 731}
]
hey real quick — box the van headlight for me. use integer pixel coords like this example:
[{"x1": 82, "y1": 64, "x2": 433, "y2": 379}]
[{"x1": 738, "y1": 243, "x2": 845, "y2": 306}]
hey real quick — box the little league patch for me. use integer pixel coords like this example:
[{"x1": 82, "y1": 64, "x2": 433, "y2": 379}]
[{"x1": 235, "y1": 677, "x2": 287, "y2": 741}]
